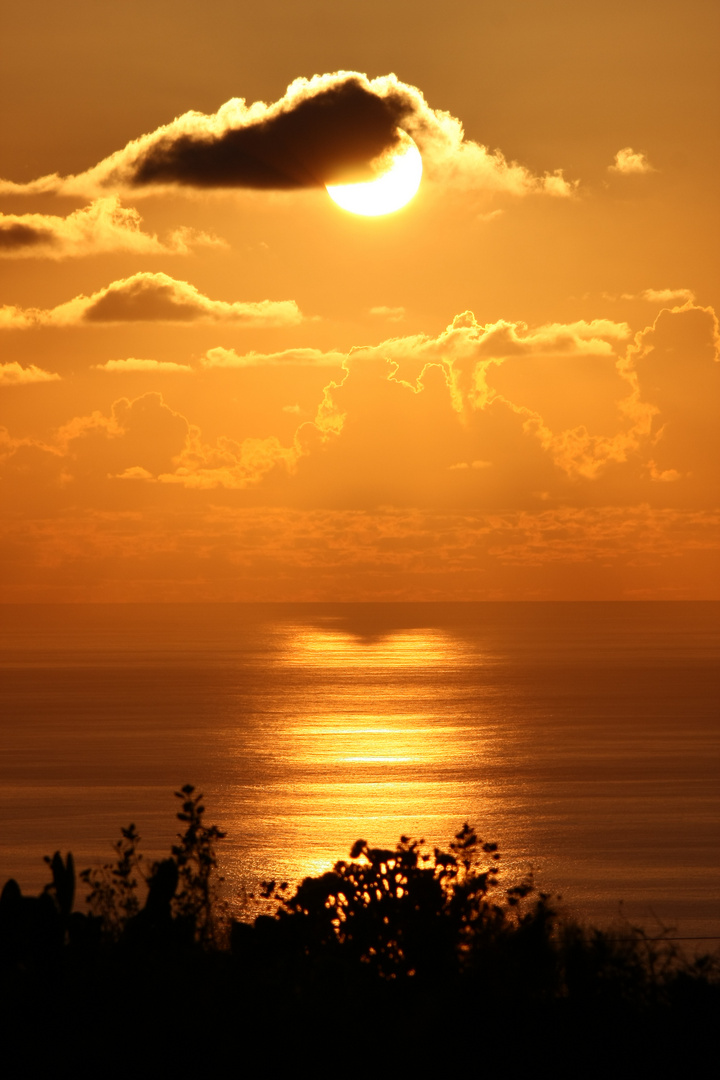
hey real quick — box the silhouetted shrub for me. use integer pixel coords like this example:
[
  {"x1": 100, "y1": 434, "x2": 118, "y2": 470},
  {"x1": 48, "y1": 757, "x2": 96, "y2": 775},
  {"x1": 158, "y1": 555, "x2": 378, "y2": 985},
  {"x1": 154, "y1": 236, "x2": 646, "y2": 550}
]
[
  {"x1": 1, "y1": 786, "x2": 718, "y2": 1076},
  {"x1": 251, "y1": 822, "x2": 554, "y2": 988},
  {"x1": 79, "y1": 824, "x2": 141, "y2": 940}
]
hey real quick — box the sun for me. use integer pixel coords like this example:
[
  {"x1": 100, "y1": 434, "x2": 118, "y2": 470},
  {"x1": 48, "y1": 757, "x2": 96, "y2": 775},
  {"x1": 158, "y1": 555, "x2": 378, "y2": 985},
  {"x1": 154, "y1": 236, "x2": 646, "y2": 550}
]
[{"x1": 326, "y1": 131, "x2": 422, "y2": 217}]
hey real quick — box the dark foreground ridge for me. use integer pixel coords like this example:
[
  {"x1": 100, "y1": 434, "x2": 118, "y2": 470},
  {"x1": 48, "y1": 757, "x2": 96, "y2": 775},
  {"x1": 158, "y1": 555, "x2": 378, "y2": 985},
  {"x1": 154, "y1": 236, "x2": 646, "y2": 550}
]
[{"x1": 1, "y1": 786, "x2": 717, "y2": 1077}]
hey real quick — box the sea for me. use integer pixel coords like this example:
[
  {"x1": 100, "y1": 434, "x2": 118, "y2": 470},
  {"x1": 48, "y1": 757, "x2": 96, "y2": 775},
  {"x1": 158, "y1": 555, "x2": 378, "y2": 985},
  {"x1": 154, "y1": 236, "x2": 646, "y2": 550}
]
[{"x1": 1, "y1": 602, "x2": 718, "y2": 942}]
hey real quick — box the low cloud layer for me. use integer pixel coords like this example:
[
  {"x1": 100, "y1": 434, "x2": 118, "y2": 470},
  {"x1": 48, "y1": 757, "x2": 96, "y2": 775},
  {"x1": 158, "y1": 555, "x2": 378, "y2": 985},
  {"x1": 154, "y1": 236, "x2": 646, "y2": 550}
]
[
  {"x1": 0, "y1": 272, "x2": 302, "y2": 328},
  {"x1": 1, "y1": 500, "x2": 714, "y2": 603},
  {"x1": 0, "y1": 73, "x2": 576, "y2": 200},
  {"x1": 0, "y1": 197, "x2": 223, "y2": 258}
]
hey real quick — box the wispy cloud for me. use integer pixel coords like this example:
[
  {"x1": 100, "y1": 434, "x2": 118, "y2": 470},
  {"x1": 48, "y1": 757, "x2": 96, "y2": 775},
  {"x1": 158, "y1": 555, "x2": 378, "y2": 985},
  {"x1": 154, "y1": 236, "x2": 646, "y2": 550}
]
[
  {"x1": 0, "y1": 272, "x2": 303, "y2": 328},
  {"x1": 0, "y1": 72, "x2": 577, "y2": 200},
  {"x1": 0, "y1": 197, "x2": 224, "y2": 258}
]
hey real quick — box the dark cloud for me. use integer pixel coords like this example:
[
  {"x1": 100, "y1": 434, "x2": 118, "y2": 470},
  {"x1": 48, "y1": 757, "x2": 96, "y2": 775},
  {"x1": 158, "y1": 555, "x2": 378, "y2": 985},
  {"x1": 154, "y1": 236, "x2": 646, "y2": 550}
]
[
  {"x1": 132, "y1": 77, "x2": 413, "y2": 189},
  {"x1": 0, "y1": 73, "x2": 575, "y2": 200},
  {"x1": 0, "y1": 223, "x2": 54, "y2": 250}
]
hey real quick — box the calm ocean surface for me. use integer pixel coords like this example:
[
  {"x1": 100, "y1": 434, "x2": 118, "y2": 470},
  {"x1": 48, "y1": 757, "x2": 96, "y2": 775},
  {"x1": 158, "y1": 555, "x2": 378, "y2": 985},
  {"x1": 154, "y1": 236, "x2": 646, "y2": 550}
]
[{"x1": 1, "y1": 602, "x2": 718, "y2": 939}]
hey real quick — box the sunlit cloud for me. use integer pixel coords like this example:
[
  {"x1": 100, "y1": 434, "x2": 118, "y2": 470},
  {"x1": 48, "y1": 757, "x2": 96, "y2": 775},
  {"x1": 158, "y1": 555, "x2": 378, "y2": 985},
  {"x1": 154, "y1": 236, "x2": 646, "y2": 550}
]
[
  {"x1": 159, "y1": 431, "x2": 296, "y2": 490},
  {"x1": 609, "y1": 287, "x2": 697, "y2": 305},
  {"x1": 449, "y1": 460, "x2": 492, "y2": 471},
  {"x1": 0, "y1": 272, "x2": 303, "y2": 328},
  {"x1": 369, "y1": 306, "x2": 406, "y2": 322},
  {"x1": 621, "y1": 302, "x2": 719, "y2": 489},
  {"x1": 0, "y1": 362, "x2": 61, "y2": 385},
  {"x1": 609, "y1": 147, "x2": 655, "y2": 174},
  {"x1": 307, "y1": 305, "x2": 715, "y2": 492},
  {"x1": 93, "y1": 358, "x2": 193, "y2": 373},
  {"x1": 0, "y1": 197, "x2": 224, "y2": 259},
  {"x1": 0, "y1": 306, "x2": 716, "y2": 522},
  {"x1": 202, "y1": 345, "x2": 344, "y2": 368},
  {"x1": 116, "y1": 466, "x2": 154, "y2": 481},
  {"x1": 476, "y1": 209, "x2": 504, "y2": 222},
  {"x1": 648, "y1": 462, "x2": 682, "y2": 483},
  {"x1": 4, "y1": 391, "x2": 300, "y2": 492},
  {"x1": 640, "y1": 287, "x2": 695, "y2": 304},
  {"x1": 314, "y1": 311, "x2": 633, "y2": 418},
  {"x1": 0, "y1": 72, "x2": 577, "y2": 200},
  {"x1": 54, "y1": 392, "x2": 191, "y2": 480},
  {"x1": 360, "y1": 311, "x2": 631, "y2": 369}
]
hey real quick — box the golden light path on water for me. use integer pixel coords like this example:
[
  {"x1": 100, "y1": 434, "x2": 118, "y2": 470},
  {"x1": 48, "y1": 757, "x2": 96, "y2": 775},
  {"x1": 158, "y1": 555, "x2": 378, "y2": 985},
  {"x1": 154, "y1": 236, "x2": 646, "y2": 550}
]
[
  {"x1": 1, "y1": 603, "x2": 718, "y2": 936},
  {"x1": 218, "y1": 622, "x2": 533, "y2": 910}
]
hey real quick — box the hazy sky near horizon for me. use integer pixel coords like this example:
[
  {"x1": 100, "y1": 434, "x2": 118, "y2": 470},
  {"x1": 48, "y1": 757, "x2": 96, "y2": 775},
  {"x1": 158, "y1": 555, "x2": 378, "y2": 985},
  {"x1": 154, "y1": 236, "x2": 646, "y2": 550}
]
[{"x1": 1, "y1": 0, "x2": 718, "y2": 601}]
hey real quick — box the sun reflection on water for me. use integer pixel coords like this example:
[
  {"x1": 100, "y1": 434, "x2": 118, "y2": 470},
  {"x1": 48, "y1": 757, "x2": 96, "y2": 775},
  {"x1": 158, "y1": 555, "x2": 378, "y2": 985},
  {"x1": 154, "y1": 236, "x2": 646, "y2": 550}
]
[
  {"x1": 278, "y1": 627, "x2": 479, "y2": 770},
  {"x1": 3, "y1": 604, "x2": 716, "y2": 937},
  {"x1": 283, "y1": 625, "x2": 471, "y2": 668},
  {"x1": 220, "y1": 622, "x2": 513, "y2": 910}
]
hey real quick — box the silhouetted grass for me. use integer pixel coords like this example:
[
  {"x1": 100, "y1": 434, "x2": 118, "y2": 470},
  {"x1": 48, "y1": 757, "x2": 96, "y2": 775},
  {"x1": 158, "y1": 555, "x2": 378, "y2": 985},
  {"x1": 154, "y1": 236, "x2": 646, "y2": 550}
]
[{"x1": 1, "y1": 786, "x2": 717, "y2": 1076}]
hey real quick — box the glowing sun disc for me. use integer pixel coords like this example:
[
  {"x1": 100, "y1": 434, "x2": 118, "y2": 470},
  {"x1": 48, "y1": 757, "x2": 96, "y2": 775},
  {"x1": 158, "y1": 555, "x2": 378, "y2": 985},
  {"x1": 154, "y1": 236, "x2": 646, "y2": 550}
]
[{"x1": 326, "y1": 132, "x2": 422, "y2": 216}]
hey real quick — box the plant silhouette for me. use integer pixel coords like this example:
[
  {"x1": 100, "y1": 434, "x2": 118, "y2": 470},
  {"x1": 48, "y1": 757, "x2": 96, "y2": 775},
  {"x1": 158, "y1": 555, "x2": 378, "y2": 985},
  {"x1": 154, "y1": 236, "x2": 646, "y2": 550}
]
[
  {"x1": 170, "y1": 784, "x2": 226, "y2": 946},
  {"x1": 79, "y1": 824, "x2": 142, "y2": 939},
  {"x1": 251, "y1": 822, "x2": 557, "y2": 988},
  {"x1": 1, "y1": 785, "x2": 718, "y2": 1077},
  {"x1": 76, "y1": 785, "x2": 227, "y2": 946}
]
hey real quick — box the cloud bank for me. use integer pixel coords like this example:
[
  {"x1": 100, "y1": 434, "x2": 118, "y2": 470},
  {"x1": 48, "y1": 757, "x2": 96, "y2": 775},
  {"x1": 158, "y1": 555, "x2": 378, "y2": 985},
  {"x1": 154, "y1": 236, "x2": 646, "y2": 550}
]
[
  {"x1": 2, "y1": 504, "x2": 716, "y2": 603},
  {"x1": 0, "y1": 272, "x2": 303, "y2": 328},
  {"x1": 1, "y1": 303, "x2": 716, "y2": 602},
  {"x1": 0, "y1": 73, "x2": 576, "y2": 199},
  {"x1": 12, "y1": 303, "x2": 709, "y2": 504}
]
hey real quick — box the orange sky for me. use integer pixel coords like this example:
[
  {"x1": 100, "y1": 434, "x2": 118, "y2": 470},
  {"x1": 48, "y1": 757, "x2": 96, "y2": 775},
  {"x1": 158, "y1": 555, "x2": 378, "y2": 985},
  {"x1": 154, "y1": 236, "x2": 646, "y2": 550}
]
[{"x1": 1, "y1": 0, "x2": 718, "y2": 601}]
